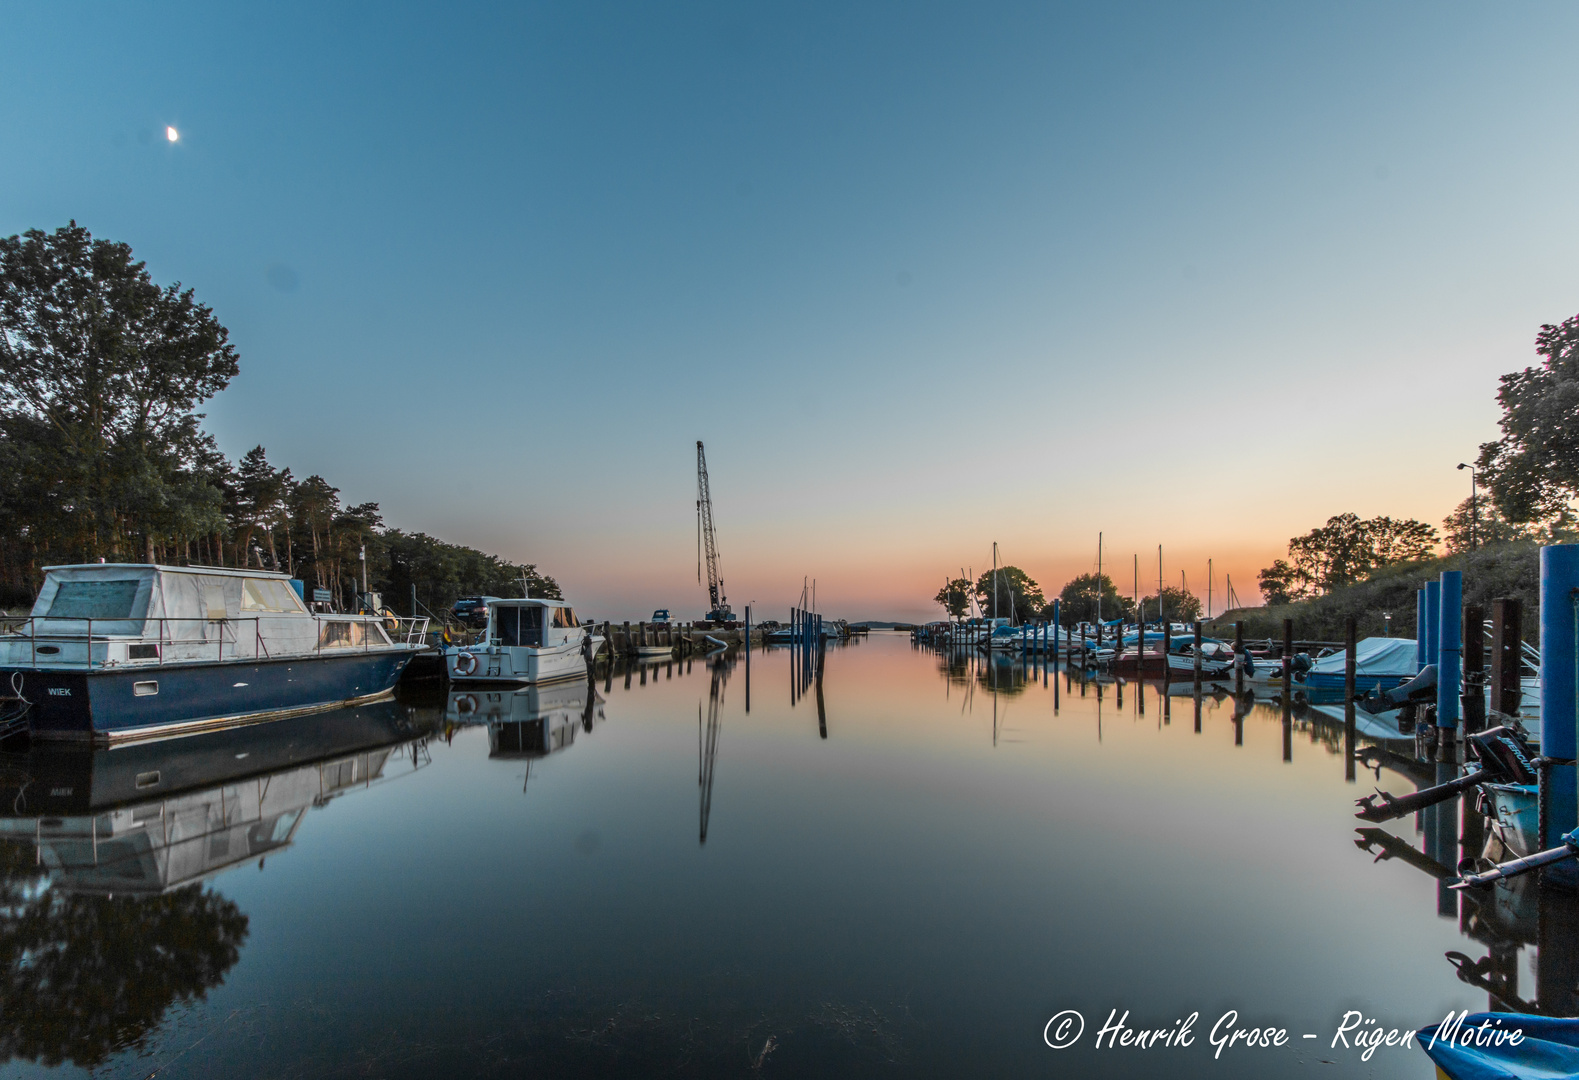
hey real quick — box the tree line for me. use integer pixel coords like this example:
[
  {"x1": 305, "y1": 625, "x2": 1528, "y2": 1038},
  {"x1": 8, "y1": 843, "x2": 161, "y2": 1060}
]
[{"x1": 0, "y1": 223, "x2": 556, "y2": 612}]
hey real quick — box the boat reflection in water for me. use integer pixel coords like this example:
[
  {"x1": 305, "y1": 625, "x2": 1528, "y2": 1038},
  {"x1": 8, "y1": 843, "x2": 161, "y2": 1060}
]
[
  {"x1": 445, "y1": 679, "x2": 604, "y2": 760},
  {"x1": 0, "y1": 699, "x2": 434, "y2": 1069},
  {"x1": 0, "y1": 699, "x2": 434, "y2": 895}
]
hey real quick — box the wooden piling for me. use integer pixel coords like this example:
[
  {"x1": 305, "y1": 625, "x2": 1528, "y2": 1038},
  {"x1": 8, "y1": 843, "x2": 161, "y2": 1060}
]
[
  {"x1": 1234, "y1": 620, "x2": 1244, "y2": 695},
  {"x1": 1282, "y1": 618, "x2": 1294, "y2": 698},
  {"x1": 1490, "y1": 597, "x2": 1523, "y2": 717},
  {"x1": 1463, "y1": 603, "x2": 1485, "y2": 732}
]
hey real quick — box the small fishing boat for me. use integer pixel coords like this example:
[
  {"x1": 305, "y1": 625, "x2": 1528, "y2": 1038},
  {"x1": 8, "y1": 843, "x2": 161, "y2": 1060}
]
[
  {"x1": 1300, "y1": 637, "x2": 1418, "y2": 694},
  {"x1": 444, "y1": 597, "x2": 602, "y2": 685},
  {"x1": 0, "y1": 563, "x2": 426, "y2": 744}
]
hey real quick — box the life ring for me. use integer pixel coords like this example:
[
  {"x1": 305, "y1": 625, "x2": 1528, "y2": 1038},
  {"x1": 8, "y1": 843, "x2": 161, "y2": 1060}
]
[
  {"x1": 383, "y1": 609, "x2": 402, "y2": 632},
  {"x1": 453, "y1": 651, "x2": 478, "y2": 677},
  {"x1": 455, "y1": 693, "x2": 479, "y2": 715}
]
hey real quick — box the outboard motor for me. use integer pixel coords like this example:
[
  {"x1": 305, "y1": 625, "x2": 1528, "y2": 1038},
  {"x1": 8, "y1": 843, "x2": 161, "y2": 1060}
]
[{"x1": 1361, "y1": 663, "x2": 1437, "y2": 714}]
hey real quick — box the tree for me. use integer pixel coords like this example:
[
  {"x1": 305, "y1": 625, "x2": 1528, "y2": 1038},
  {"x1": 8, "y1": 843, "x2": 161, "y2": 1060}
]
[
  {"x1": 972, "y1": 566, "x2": 1044, "y2": 624},
  {"x1": 0, "y1": 223, "x2": 237, "y2": 574},
  {"x1": 1258, "y1": 513, "x2": 1438, "y2": 601},
  {"x1": 1055, "y1": 573, "x2": 1133, "y2": 625},
  {"x1": 1442, "y1": 496, "x2": 1532, "y2": 554},
  {"x1": 1258, "y1": 559, "x2": 1298, "y2": 605},
  {"x1": 933, "y1": 576, "x2": 971, "y2": 619},
  {"x1": 1478, "y1": 312, "x2": 1579, "y2": 525},
  {"x1": 233, "y1": 445, "x2": 289, "y2": 569},
  {"x1": 1142, "y1": 585, "x2": 1201, "y2": 623}
]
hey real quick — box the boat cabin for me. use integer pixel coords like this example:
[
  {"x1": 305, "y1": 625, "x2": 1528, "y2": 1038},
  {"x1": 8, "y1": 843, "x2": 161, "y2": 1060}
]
[
  {"x1": 0, "y1": 564, "x2": 408, "y2": 669},
  {"x1": 487, "y1": 599, "x2": 582, "y2": 650}
]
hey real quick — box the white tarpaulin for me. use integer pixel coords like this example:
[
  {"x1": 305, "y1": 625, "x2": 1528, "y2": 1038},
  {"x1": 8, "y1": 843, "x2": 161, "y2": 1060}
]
[{"x1": 1308, "y1": 636, "x2": 1419, "y2": 676}]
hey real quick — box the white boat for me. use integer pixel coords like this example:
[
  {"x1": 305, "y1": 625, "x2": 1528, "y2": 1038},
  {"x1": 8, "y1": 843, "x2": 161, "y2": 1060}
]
[
  {"x1": 0, "y1": 563, "x2": 427, "y2": 743},
  {"x1": 445, "y1": 598, "x2": 602, "y2": 685}
]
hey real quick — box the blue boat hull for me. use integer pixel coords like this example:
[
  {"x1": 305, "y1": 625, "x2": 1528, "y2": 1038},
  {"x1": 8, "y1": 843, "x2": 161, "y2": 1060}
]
[
  {"x1": 1301, "y1": 672, "x2": 1412, "y2": 693},
  {"x1": 3, "y1": 649, "x2": 416, "y2": 744}
]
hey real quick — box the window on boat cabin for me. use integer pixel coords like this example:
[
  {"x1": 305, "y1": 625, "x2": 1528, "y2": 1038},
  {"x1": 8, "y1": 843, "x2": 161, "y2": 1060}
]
[
  {"x1": 46, "y1": 579, "x2": 141, "y2": 620},
  {"x1": 318, "y1": 620, "x2": 390, "y2": 648},
  {"x1": 498, "y1": 606, "x2": 543, "y2": 647},
  {"x1": 551, "y1": 606, "x2": 577, "y2": 628},
  {"x1": 241, "y1": 578, "x2": 305, "y2": 613}
]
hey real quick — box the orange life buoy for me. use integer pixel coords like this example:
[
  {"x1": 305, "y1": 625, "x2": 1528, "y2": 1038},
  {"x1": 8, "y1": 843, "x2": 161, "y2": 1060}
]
[{"x1": 453, "y1": 651, "x2": 478, "y2": 676}]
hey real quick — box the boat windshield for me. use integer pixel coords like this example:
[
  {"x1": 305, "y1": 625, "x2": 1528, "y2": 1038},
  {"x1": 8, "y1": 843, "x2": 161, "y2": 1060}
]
[
  {"x1": 497, "y1": 606, "x2": 544, "y2": 647},
  {"x1": 46, "y1": 579, "x2": 142, "y2": 620}
]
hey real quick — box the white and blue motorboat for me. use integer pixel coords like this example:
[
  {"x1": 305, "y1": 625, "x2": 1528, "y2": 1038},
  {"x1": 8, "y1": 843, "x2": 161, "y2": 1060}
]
[
  {"x1": 444, "y1": 597, "x2": 602, "y2": 685},
  {"x1": 0, "y1": 563, "x2": 427, "y2": 745}
]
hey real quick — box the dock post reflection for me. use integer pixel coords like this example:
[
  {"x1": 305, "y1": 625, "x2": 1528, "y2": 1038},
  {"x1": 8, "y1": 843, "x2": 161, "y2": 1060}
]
[
  {"x1": 1281, "y1": 691, "x2": 1293, "y2": 762},
  {"x1": 816, "y1": 636, "x2": 827, "y2": 740},
  {"x1": 699, "y1": 662, "x2": 725, "y2": 845},
  {"x1": 1344, "y1": 617, "x2": 1357, "y2": 783}
]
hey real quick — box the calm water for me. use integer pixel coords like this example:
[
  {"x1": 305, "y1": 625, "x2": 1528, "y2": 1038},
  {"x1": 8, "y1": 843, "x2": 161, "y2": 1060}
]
[{"x1": 0, "y1": 633, "x2": 1564, "y2": 1078}]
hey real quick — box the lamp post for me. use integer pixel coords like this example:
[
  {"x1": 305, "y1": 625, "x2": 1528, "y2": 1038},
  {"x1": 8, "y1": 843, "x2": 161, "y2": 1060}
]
[{"x1": 1457, "y1": 463, "x2": 1479, "y2": 550}]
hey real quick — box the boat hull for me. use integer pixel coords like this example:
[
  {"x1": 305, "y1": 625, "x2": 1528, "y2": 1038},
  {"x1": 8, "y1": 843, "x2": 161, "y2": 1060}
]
[
  {"x1": 446, "y1": 640, "x2": 589, "y2": 685},
  {"x1": 3, "y1": 648, "x2": 416, "y2": 745}
]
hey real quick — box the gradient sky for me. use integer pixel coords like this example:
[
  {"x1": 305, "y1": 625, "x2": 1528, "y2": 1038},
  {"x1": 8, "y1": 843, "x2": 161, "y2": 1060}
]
[{"x1": 5, "y1": 2, "x2": 1579, "y2": 621}]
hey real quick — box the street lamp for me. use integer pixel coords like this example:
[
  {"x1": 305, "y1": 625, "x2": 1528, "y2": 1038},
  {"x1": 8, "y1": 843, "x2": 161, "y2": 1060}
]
[{"x1": 1457, "y1": 463, "x2": 1479, "y2": 550}]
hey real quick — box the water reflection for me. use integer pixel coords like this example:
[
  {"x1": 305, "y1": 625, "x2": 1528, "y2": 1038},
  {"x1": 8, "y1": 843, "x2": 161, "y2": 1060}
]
[
  {"x1": 446, "y1": 680, "x2": 605, "y2": 760},
  {"x1": 0, "y1": 699, "x2": 433, "y2": 1069}
]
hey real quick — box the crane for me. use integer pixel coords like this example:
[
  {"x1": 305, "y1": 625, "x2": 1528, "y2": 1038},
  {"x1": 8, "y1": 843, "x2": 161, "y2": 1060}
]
[{"x1": 696, "y1": 440, "x2": 733, "y2": 622}]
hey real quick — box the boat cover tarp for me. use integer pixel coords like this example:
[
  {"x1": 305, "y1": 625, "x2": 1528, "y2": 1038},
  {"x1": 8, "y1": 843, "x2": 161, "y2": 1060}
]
[
  {"x1": 1308, "y1": 637, "x2": 1418, "y2": 677},
  {"x1": 1416, "y1": 1012, "x2": 1579, "y2": 1079}
]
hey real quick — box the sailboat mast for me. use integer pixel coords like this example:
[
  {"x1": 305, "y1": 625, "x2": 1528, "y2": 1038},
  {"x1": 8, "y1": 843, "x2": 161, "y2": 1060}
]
[
  {"x1": 1158, "y1": 545, "x2": 1164, "y2": 625},
  {"x1": 1208, "y1": 559, "x2": 1213, "y2": 619},
  {"x1": 1096, "y1": 533, "x2": 1102, "y2": 627}
]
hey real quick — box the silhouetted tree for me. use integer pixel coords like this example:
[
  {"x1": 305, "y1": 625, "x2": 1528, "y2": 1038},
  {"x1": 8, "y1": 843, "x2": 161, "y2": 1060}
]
[{"x1": 973, "y1": 566, "x2": 1043, "y2": 624}]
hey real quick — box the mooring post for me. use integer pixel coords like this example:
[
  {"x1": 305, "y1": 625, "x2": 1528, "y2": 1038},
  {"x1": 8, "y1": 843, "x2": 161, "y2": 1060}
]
[
  {"x1": 1234, "y1": 620, "x2": 1245, "y2": 695},
  {"x1": 1282, "y1": 618, "x2": 1294, "y2": 698},
  {"x1": 1426, "y1": 579, "x2": 1442, "y2": 670},
  {"x1": 1052, "y1": 600, "x2": 1060, "y2": 662},
  {"x1": 745, "y1": 605, "x2": 751, "y2": 714},
  {"x1": 1462, "y1": 602, "x2": 1485, "y2": 732},
  {"x1": 1193, "y1": 619, "x2": 1203, "y2": 681},
  {"x1": 1344, "y1": 616, "x2": 1357, "y2": 783},
  {"x1": 1162, "y1": 623, "x2": 1172, "y2": 682},
  {"x1": 1491, "y1": 597, "x2": 1523, "y2": 717},
  {"x1": 1416, "y1": 588, "x2": 1428, "y2": 673},
  {"x1": 1437, "y1": 570, "x2": 1463, "y2": 757},
  {"x1": 1540, "y1": 545, "x2": 1579, "y2": 869}
]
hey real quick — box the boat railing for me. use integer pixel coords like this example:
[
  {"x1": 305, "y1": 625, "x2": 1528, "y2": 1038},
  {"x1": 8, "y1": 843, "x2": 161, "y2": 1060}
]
[{"x1": 0, "y1": 612, "x2": 425, "y2": 670}]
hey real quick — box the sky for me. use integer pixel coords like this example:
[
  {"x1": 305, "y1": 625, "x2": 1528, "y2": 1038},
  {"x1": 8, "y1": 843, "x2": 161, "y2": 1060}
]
[{"x1": 4, "y1": 2, "x2": 1579, "y2": 622}]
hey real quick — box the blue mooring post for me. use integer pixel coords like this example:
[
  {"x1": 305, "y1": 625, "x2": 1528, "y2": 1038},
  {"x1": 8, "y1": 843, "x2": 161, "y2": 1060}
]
[
  {"x1": 1425, "y1": 580, "x2": 1442, "y2": 670},
  {"x1": 1415, "y1": 588, "x2": 1427, "y2": 672},
  {"x1": 1540, "y1": 544, "x2": 1579, "y2": 859},
  {"x1": 1437, "y1": 570, "x2": 1462, "y2": 736}
]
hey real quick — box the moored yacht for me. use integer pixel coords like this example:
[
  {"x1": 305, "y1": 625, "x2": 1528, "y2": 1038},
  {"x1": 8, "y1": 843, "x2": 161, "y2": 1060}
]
[
  {"x1": 0, "y1": 563, "x2": 427, "y2": 744},
  {"x1": 444, "y1": 597, "x2": 602, "y2": 684}
]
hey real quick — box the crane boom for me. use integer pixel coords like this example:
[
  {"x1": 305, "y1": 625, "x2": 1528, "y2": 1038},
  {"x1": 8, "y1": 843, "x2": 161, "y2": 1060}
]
[{"x1": 696, "y1": 441, "x2": 732, "y2": 621}]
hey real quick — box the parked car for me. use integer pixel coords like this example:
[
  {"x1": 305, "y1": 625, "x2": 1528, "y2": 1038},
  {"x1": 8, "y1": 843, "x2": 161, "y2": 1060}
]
[
  {"x1": 651, "y1": 609, "x2": 671, "y2": 624},
  {"x1": 452, "y1": 595, "x2": 502, "y2": 629}
]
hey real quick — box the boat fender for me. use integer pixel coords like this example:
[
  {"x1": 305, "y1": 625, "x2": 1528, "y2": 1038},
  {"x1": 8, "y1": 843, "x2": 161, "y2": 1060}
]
[
  {"x1": 383, "y1": 609, "x2": 402, "y2": 632},
  {"x1": 454, "y1": 651, "x2": 478, "y2": 676}
]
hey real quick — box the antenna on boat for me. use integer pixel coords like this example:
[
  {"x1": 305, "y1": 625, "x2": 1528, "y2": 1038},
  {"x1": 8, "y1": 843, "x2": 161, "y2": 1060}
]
[{"x1": 520, "y1": 570, "x2": 531, "y2": 599}]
